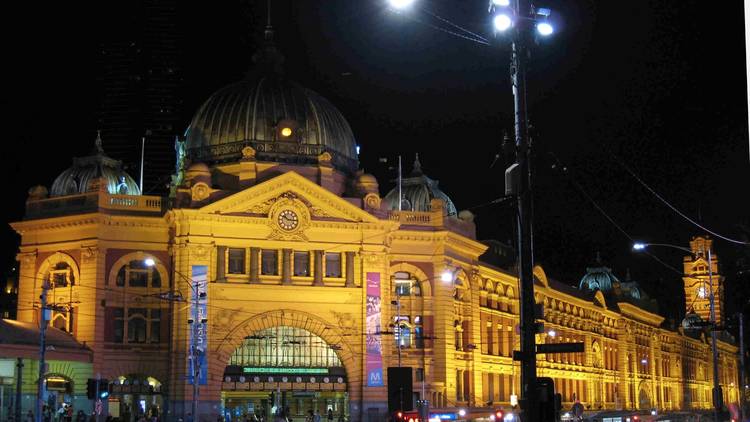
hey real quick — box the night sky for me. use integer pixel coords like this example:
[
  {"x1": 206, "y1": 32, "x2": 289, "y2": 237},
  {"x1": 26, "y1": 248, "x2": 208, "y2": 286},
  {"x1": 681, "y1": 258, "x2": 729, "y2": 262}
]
[{"x1": 5, "y1": 1, "x2": 749, "y2": 324}]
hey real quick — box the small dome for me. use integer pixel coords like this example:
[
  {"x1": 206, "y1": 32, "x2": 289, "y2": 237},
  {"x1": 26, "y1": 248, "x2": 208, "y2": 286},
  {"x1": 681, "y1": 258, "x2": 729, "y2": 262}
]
[
  {"x1": 185, "y1": 76, "x2": 358, "y2": 173},
  {"x1": 579, "y1": 265, "x2": 620, "y2": 292},
  {"x1": 354, "y1": 172, "x2": 379, "y2": 195},
  {"x1": 383, "y1": 154, "x2": 457, "y2": 216},
  {"x1": 28, "y1": 185, "x2": 49, "y2": 200},
  {"x1": 50, "y1": 133, "x2": 140, "y2": 197}
]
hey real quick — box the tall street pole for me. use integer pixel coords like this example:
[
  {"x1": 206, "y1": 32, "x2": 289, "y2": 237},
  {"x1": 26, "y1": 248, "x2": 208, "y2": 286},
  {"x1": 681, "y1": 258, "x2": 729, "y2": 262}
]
[
  {"x1": 707, "y1": 247, "x2": 722, "y2": 420},
  {"x1": 510, "y1": 0, "x2": 538, "y2": 420},
  {"x1": 739, "y1": 312, "x2": 746, "y2": 422},
  {"x1": 36, "y1": 281, "x2": 49, "y2": 422},
  {"x1": 192, "y1": 280, "x2": 199, "y2": 422}
]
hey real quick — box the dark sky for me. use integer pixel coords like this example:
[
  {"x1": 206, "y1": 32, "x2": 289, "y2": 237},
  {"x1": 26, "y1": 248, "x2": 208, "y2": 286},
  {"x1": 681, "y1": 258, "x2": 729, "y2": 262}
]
[{"x1": 5, "y1": 0, "x2": 749, "y2": 323}]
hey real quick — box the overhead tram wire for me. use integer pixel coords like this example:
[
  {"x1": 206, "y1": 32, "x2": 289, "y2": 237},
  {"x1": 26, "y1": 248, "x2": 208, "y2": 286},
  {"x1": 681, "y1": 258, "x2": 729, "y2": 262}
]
[
  {"x1": 547, "y1": 152, "x2": 684, "y2": 277},
  {"x1": 390, "y1": 7, "x2": 490, "y2": 46},
  {"x1": 606, "y1": 149, "x2": 750, "y2": 246},
  {"x1": 419, "y1": 7, "x2": 489, "y2": 43}
]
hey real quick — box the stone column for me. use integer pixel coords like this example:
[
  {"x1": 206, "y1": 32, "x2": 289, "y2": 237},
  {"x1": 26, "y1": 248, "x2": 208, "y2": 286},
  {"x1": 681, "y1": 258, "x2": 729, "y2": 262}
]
[
  {"x1": 282, "y1": 249, "x2": 292, "y2": 284},
  {"x1": 216, "y1": 246, "x2": 226, "y2": 282},
  {"x1": 345, "y1": 251, "x2": 355, "y2": 287},
  {"x1": 249, "y1": 247, "x2": 259, "y2": 283},
  {"x1": 314, "y1": 250, "x2": 324, "y2": 286}
]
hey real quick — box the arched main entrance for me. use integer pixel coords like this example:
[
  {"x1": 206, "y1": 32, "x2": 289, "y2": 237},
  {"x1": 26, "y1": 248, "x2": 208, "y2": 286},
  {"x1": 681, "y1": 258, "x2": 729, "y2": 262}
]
[
  {"x1": 222, "y1": 326, "x2": 348, "y2": 422},
  {"x1": 108, "y1": 375, "x2": 164, "y2": 421}
]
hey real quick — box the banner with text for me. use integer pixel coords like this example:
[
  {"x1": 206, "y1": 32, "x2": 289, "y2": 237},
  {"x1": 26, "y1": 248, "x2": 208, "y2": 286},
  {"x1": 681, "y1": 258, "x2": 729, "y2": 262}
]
[
  {"x1": 366, "y1": 272, "x2": 384, "y2": 387},
  {"x1": 188, "y1": 265, "x2": 208, "y2": 385}
]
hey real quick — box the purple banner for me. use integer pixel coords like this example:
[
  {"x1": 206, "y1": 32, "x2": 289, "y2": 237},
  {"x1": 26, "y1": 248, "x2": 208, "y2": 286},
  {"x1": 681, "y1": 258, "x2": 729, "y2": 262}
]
[
  {"x1": 188, "y1": 265, "x2": 208, "y2": 385},
  {"x1": 366, "y1": 272, "x2": 384, "y2": 387}
]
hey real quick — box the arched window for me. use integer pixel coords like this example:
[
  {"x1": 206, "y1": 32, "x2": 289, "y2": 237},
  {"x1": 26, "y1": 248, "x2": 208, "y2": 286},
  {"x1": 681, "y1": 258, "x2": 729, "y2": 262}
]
[
  {"x1": 230, "y1": 326, "x2": 343, "y2": 368},
  {"x1": 49, "y1": 262, "x2": 74, "y2": 288},
  {"x1": 394, "y1": 271, "x2": 421, "y2": 296},
  {"x1": 116, "y1": 260, "x2": 162, "y2": 288},
  {"x1": 397, "y1": 323, "x2": 412, "y2": 348}
]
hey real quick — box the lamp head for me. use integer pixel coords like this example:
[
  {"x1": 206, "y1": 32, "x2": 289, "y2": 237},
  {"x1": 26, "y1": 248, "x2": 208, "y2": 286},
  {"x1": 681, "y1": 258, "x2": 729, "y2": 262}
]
[
  {"x1": 389, "y1": 0, "x2": 416, "y2": 10},
  {"x1": 441, "y1": 270, "x2": 454, "y2": 283},
  {"x1": 493, "y1": 13, "x2": 513, "y2": 32},
  {"x1": 632, "y1": 243, "x2": 647, "y2": 251},
  {"x1": 144, "y1": 258, "x2": 156, "y2": 267}
]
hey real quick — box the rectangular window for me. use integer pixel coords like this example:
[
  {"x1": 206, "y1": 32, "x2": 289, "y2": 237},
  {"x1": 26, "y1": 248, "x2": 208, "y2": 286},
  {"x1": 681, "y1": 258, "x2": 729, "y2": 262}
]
[
  {"x1": 261, "y1": 250, "x2": 278, "y2": 275},
  {"x1": 150, "y1": 309, "x2": 161, "y2": 343},
  {"x1": 113, "y1": 308, "x2": 124, "y2": 343},
  {"x1": 293, "y1": 251, "x2": 310, "y2": 277},
  {"x1": 415, "y1": 326, "x2": 424, "y2": 349},
  {"x1": 128, "y1": 308, "x2": 147, "y2": 343},
  {"x1": 325, "y1": 253, "x2": 342, "y2": 277},
  {"x1": 416, "y1": 368, "x2": 424, "y2": 382},
  {"x1": 228, "y1": 248, "x2": 246, "y2": 274},
  {"x1": 395, "y1": 280, "x2": 411, "y2": 296}
]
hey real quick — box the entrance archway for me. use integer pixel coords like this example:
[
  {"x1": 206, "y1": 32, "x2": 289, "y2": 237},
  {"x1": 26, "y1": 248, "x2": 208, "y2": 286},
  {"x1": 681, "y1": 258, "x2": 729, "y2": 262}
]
[
  {"x1": 108, "y1": 375, "x2": 163, "y2": 422},
  {"x1": 221, "y1": 326, "x2": 348, "y2": 422},
  {"x1": 638, "y1": 384, "x2": 652, "y2": 410}
]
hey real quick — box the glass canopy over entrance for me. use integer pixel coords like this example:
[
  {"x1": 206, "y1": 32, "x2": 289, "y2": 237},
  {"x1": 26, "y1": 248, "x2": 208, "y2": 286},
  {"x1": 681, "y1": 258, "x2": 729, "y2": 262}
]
[{"x1": 222, "y1": 326, "x2": 348, "y2": 422}]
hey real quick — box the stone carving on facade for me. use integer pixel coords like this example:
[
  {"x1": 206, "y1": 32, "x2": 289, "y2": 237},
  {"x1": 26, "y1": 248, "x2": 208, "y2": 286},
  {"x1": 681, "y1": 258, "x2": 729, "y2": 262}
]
[
  {"x1": 81, "y1": 247, "x2": 99, "y2": 264},
  {"x1": 363, "y1": 193, "x2": 381, "y2": 211},
  {"x1": 331, "y1": 311, "x2": 355, "y2": 333},
  {"x1": 191, "y1": 182, "x2": 211, "y2": 202},
  {"x1": 241, "y1": 146, "x2": 256, "y2": 160},
  {"x1": 189, "y1": 245, "x2": 210, "y2": 261}
]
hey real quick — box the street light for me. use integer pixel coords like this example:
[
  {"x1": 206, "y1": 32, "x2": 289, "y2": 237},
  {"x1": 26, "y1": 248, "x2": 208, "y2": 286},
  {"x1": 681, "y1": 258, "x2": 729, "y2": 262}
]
[
  {"x1": 490, "y1": 2, "x2": 559, "y2": 420},
  {"x1": 632, "y1": 241, "x2": 722, "y2": 420},
  {"x1": 388, "y1": 0, "x2": 416, "y2": 10}
]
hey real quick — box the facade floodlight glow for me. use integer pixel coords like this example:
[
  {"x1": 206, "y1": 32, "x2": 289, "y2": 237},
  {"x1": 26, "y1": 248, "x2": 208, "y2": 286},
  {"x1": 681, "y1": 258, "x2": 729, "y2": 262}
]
[
  {"x1": 441, "y1": 270, "x2": 454, "y2": 282},
  {"x1": 144, "y1": 258, "x2": 155, "y2": 267},
  {"x1": 492, "y1": 0, "x2": 511, "y2": 6},
  {"x1": 536, "y1": 22, "x2": 554, "y2": 36},
  {"x1": 547, "y1": 329, "x2": 556, "y2": 338},
  {"x1": 389, "y1": 0, "x2": 416, "y2": 9},
  {"x1": 493, "y1": 14, "x2": 513, "y2": 31}
]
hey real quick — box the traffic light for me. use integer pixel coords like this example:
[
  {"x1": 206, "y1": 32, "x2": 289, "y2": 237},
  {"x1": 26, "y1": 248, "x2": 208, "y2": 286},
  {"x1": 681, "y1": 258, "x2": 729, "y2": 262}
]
[
  {"x1": 98, "y1": 379, "x2": 110, "y2": 399},
  {"x1": 494, "y1": 409, "x2": 504, "y2": 420},
  {"x1": 86, "y1": 379, "x2": 97, "y2": 400}
]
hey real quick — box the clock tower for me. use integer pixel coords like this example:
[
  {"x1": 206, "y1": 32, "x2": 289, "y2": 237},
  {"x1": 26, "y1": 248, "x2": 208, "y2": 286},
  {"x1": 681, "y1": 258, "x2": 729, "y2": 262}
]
[{"x1": 683, "y1": 236, "x2": 724, "y2": 323}]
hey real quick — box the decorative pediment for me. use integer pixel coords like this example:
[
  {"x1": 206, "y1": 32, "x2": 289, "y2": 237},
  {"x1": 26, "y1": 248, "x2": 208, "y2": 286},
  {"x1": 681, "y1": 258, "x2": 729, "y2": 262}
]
[{"x1": 200, "y1": 171, "x2": 380, "y2": 224}]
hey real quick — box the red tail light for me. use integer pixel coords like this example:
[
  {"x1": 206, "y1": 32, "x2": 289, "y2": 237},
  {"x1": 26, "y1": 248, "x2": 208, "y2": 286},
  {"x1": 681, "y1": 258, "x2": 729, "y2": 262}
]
[{"x1": 495, "y1": 410, "x2": 504, "y2": 419}]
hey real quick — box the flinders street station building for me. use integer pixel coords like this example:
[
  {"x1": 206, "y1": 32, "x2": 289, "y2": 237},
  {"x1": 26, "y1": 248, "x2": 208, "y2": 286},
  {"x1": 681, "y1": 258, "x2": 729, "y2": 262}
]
[{"x1": 3, "y1": 33, "x2": 742, "y2": 422}]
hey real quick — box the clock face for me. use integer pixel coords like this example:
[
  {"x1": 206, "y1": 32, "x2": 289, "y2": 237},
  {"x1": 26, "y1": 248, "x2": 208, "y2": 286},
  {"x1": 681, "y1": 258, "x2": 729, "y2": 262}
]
[{"x1": 277, "y1": 209, "x2": 299, "y2": 231}]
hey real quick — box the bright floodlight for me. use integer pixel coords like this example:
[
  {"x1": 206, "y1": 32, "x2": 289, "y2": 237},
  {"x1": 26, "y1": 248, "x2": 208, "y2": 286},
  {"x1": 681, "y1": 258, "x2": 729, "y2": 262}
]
[
  {"x1": 641, "y1": 358, "x2": 648, "y2": 364},
  {"x1": 632, "y1": 243, "x2": 647, "y2": 250},
  {"x1": 389, "y1": 0, "x2": 415, "y2": 9},
  {"x1": 458, "y1": 409, "x2": 467, "y2": 417},
  {"x1": 441, "y1": 270, "x2": 453, "y2": 282},
  {"x1": 547, "y1": 329, "x2": 556, "y2": 338},
  {"x1": 536, "y1": 22, "x2": 554, "y2": 36},
  {"x1": 493, "y1": 13, "x2": 513, "y2": 31},
  {"x1": 492, "y1": 0, "x2": 511, "y2": 6},
  {"x1": 144, "y1": 258, "x2": 155, "y2": 267}
]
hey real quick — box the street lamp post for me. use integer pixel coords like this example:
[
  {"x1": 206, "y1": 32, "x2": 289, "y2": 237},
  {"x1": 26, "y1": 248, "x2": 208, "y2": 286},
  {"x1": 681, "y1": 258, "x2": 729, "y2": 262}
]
[{"x1": 633, "y1": 242, "x2": 722, "y2": 420}]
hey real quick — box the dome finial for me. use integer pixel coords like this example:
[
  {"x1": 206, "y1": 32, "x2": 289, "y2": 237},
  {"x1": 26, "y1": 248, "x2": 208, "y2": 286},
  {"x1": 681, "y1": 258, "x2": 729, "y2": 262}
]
[
  {"x1": 94, "y1": 130, "x2": 104, "y2": 154},
  {"x1": 251, "y1": 0, "x2": 285, "y2": 75},
  {"x1": 595, "y1": 251, "x2": 602, "y2": 264},
  {"x1": 413, "y1": 153, "x2": 422, "y2": 173}
]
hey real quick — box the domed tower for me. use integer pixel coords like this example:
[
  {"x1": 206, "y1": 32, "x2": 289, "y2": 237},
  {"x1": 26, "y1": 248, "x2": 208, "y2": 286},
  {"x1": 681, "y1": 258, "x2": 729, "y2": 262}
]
[
  {"x1": 180, "y1": 22, "x2": 358, "y2": 194},
  {"x1": 383, "y1": 154, "x2": 457, "y2": 216},
  {"x1": 50, "y1": 132, "x2": 141, "y2": 197}
]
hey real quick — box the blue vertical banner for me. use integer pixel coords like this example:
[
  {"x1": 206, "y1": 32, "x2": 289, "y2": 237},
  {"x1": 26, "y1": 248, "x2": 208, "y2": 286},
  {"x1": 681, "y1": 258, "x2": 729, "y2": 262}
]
[{"x1": 189, "y1": 265, "x2": 208, "y2": 385}]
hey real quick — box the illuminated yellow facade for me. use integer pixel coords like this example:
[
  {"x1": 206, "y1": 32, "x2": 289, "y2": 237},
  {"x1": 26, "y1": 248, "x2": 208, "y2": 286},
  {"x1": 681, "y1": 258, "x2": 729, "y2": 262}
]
[{"x1": 10, "y1": 71, "x2": 740, "y2": 421}]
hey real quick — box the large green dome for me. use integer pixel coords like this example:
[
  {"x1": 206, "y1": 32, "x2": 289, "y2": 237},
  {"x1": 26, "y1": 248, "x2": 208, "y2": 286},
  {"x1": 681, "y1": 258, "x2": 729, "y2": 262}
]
[{"x1": 184, "y1": 76, "x2": 358, "y2": 173}]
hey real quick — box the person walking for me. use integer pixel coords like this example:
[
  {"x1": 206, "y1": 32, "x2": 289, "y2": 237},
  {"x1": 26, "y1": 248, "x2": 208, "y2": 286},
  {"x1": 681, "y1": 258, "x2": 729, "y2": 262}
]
[
  {"x1": 76, "y1": 410, "x2": 87, "y2": 422},
  {"x1": 312, "y1": 410, "x2": 321, "y2": 422},
  {"x1": 326, "y1": 409, "x2": 332, "y2": 422}
]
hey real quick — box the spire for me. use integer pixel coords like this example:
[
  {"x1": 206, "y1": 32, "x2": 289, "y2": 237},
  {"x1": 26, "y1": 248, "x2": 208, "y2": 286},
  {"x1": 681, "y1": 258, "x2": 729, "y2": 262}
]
[
  {"x1": 93, "y1": 130, "x2": 104, "y2": 154},
  {"x1": 250, "y1": 0, "x2": 285, "y2": 76},
  {"x1": 413, "y1": 153, "x2": 422, "y2": 174},
  {"x1": 595, "y1": 251, "x2": 602, "y2": 265}
]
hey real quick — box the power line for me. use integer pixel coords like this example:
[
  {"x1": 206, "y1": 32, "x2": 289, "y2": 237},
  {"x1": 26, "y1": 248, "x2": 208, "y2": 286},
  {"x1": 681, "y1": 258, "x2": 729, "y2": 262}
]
[{"x1": 606, "y1": 149, "x2": 750, "y2": 246}]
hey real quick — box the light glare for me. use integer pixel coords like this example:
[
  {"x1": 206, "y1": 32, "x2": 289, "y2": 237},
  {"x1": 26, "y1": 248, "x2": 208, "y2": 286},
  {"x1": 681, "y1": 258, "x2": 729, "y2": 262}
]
[
  {"x1": 493, "y1": 14, "x2": 513, "y2": 31},
  {"x1": 492, "y1": 0, "x2": 511, "y2": 6},
  {"x1": 281, "y1": 127, "x2": 293, "y2": 137},
  {"x1": 441, "y1": 270, "x2": 453, "y2": 282},
  {"x1": 458, "y1": 409, "x2": 467, "y2": 417},
  {"x1": 389, "y1": 0, "x2": 415, "y2": 9},
  {"x1": 536, "y1": 22, "x2": 554, "y2": 36},
  {"x1": 144, "y1": 258, "x2": 155, "y2": 267},
  {"x1": 632, "y1": 243, "x2": 646, "y2": 250},
  {"x1": 547, "y1": 329, "x2": 556, "y2": 338}
]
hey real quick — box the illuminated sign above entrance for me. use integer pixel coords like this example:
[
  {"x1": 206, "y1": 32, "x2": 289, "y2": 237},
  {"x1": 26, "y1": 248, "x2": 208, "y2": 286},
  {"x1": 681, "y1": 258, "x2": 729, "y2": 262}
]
[{"x1": 242, "y1": 367, "x2": 329, "y2": 375}]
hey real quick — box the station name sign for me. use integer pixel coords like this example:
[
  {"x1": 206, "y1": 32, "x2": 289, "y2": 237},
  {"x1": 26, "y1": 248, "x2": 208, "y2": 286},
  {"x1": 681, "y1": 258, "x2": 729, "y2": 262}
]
[{"x1": 242, "y1": 367, "x2": 329, "y2": 375}]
